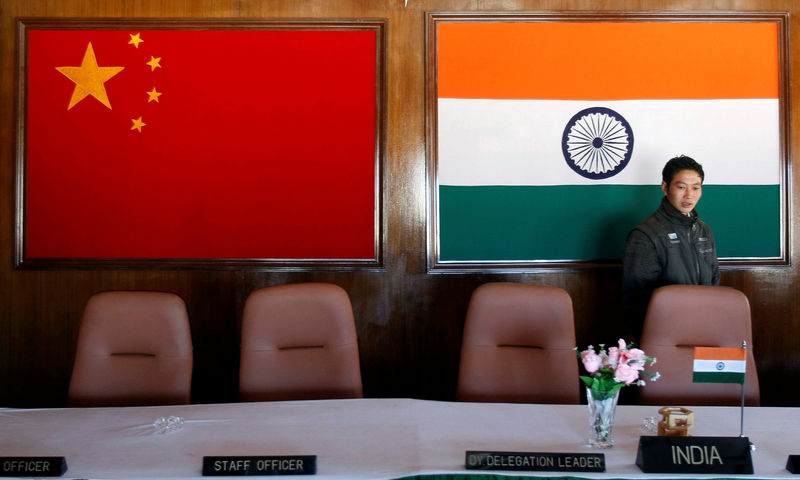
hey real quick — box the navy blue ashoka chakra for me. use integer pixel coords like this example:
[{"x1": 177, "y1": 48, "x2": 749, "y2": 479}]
[{"x1": 561, "y1": 107, "x2": 634, "y2": 180}]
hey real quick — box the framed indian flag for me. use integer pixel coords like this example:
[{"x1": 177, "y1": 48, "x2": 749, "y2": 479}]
[
  {"x1": 15, "y1": 18, "x2": 386, "y2": 269},
  {"x1": 426, "y1": 12, "x2": 790, "y2": 271}
]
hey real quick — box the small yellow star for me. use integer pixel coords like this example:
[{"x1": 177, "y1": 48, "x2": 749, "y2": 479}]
[
  {"x1": 146, "y1": 56, "x2": 162, "y2": 71},
  {"x1": 55, "y1": 42, "x2": 124, "y2": 110},
  {"x1": 128, "y1": 33, "x2": 144, "y2": 48},
  {"x1": 131, "y1": 116, "x2": 146, "y2": 132},
  {"x1": 146, "y1": 87, "x2": 162, "y2": 103}
]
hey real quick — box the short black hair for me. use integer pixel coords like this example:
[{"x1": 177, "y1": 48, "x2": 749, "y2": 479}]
[{"x1": 662, "y1": 155, "x2": 705, "y2": 185}]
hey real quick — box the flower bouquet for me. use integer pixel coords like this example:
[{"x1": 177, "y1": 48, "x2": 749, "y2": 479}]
[
  {"x1": 576, "y1": 339, "x2": 659, "y2": 448},
  {"x1": 577, "y1": 338, "x2": 659, "y2": 399}
]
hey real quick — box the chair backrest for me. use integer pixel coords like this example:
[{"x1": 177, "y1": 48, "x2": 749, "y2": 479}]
[
  {"x1": 456, "y1": 283, "x2": 579, "y2": 404},
  {"x1": 239, "y1": 283, "x2": 363, "y2": 401},
  {"x1": 68, "y1": 291, "x2": 193, "y2": 407},
  {"x1": 638, "y1": 285, "x2": 760, "y2": 406}
]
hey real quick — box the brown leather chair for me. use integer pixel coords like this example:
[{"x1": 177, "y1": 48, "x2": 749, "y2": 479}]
[
  {"x1": 456, "y1": 283, "x2": 579, "y2": 404},
  {"x1": 638, "y1": 285, "x2": 760, "y2": 406},
  {"x1": 68, "y1": 291, "x2": 193, "y2": 407},
  {"x1": 238, "y1": 283, "x2": 363, "y2": 401}
]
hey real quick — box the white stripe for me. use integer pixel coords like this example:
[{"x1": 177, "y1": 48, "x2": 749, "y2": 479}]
[
  {"x1": 438, "y1": 98, "x2": 780, "y2": 186},
  {"x1": 693, "y1": 359, "x2": 746, "y2": 374}
]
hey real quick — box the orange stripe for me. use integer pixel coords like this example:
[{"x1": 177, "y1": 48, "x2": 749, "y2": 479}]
[
  {"x1": 438, "y1": 22, "x2": 778, "y2": 100},
  {"x1": 694, "y1": 347, "x2": 747, "y2": 361}
]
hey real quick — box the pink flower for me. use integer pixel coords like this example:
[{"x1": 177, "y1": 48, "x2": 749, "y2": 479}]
[
  {"x1": 581, "y1": 349, "x2": 602, "y2": 373},
  {"x1": 614, "y1": 363, "x2": 640, "y2": 384},
  {"x1": 621, "y1": 348, "x2": 647, "y2": 370}
]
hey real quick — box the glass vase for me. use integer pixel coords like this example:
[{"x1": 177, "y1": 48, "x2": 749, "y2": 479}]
[{"x1": 586, "y1": 387, "x2": 620, "y2": 448}]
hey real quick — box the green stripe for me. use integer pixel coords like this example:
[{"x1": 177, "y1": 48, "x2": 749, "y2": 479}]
[
  {"x1": 693, "y1": 372, "x2": 745, "y2": 384},
  {"x1": 439, "y1": 185, "x2": 780, "y2": 261}
]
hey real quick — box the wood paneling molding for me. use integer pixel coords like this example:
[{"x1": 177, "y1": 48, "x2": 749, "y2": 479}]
[{"x1": 1, "y1": 0, "x2": 798, "y2": 408}]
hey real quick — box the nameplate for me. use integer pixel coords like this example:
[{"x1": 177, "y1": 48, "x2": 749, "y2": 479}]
[
  {"x1": 785, "y1": 455, "x2": 800, "y2": 473},
  {"x1": 465, "y1": 451, "x2": 605, "y2": 472},
  {"x1": 636, "y1": 436, "x2": 753, "y2": 474},
  {"x1": 202, "y1": 456, "x2": 316, "y2": 476},
  {"x1": 0, "y1": 457, "x2": 67, "y2": 477}
]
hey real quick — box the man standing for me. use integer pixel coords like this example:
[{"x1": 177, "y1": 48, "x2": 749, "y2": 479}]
[{"x1": 622, "y1": 155, "x2": 720, "y2": 340}]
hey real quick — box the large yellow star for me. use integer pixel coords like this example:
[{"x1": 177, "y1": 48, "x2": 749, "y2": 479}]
[{"x1": 56, "y1": 42, "x2": 124, "y2": 110}]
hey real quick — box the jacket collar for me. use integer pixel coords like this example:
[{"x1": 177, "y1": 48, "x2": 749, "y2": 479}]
[{"x1": 657, "y1": 196, "x2": 698, "y2": 227}]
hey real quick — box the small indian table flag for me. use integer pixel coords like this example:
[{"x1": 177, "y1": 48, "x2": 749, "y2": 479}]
[{"x1": 693, "y1": 347, "x2": 746, "y2": 384}]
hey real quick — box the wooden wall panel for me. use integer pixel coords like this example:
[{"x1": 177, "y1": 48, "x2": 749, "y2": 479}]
[{"x1": 1, "y1": 0, "x2": 799, "y2": 407}]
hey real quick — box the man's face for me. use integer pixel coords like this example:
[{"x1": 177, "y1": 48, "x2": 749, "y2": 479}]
[{"x1": 662, "y1": 169, "x2": 703, "y2": 215}]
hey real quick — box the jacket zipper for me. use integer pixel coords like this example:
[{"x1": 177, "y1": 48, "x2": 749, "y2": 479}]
[{"x1": 690, "y1": 223, "x2": 700, "y2": 280}]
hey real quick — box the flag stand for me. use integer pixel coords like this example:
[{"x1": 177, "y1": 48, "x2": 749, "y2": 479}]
[
  {"x1": 740, "y1": 340, "x2": 756, "y2": 452},
  {"x1": 739, "y1": 340, "x2": 746, "y2": 438},
  {"x1": 693, "y1": 342, "x2": 755, "y2": 451}
]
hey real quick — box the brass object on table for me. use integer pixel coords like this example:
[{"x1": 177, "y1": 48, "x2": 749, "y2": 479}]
[{"x1": 657, "y1": 406, "x2": 694, "y2": 436}]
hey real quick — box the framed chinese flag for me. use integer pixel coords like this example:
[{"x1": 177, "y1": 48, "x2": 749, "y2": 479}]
[{"x1": 16, "y1": 19, "x2": 385, "y2": 269}]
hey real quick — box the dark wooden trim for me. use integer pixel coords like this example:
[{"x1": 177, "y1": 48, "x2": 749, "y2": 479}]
[
  {"x1": 14, "y1": 19, "x2": 28, "y2": 269},
  {"x1": 15, "y1": 17, "x2": 389, "y2": 30},
  {"x1": 15, "y1": 258, "x2": 385, "y2": 271}
]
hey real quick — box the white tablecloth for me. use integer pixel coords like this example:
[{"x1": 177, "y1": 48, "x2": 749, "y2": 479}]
[{"x1": 0, "y1": 398, "x2": 796, "y2": 479}]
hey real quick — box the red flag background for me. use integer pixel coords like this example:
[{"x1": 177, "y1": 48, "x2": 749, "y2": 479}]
[{"x1": 24, "y1": 27, "x2": 378, "y2": 260}]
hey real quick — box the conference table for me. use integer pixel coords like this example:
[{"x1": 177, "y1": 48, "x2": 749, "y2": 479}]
[{"x1": 1, "y1": 398, "x2": 798, "y2": 479}]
